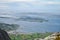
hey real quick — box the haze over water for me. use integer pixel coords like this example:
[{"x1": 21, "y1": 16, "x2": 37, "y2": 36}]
[{"x1": 0, "y1": 13, "x2": 60, "y2": 33}]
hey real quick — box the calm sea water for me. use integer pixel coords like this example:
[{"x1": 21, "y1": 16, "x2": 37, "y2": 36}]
[{"x1": 0, "y1": 13, "x2": 60, "y2": 33}]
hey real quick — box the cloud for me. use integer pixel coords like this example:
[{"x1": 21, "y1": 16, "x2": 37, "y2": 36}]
[
  {"x1": 0, "y1": 3, "x2": 8, "y2": 7},
  {"x1": 0, "y1": 0, "x2": 60, "y2": 13},
  {"x1": 33, "y1": 1, "x2": 60, "y2": 5},
  {"x1": 47, "y1": 1, "x2": 60, "y2": 4},
  {"x1": 0, "y1": 5, "x2": 8, "y2": 8},
  {"x1": 0, "y1": 15, "x2": 19, "y2": 19},
  {"x1": 0, "y1": 0, "x2": 60, "y2": 4},
  {"x1": 0, "y1": 0, "x2": 35, "y2": 2}
]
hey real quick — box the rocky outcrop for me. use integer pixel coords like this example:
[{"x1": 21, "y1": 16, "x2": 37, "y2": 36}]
[
  {"x1": 34, "y1": 32, "x2": 60, "y2": 40},
  {"x1": 0, "y1": 29, "x2": 11, "y2": 40},
  {"x1": 44, "y1": 32, "x2": 60, "y2": 40}
]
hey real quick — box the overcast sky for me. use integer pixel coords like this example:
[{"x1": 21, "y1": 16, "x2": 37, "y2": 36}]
[{"x1": 0, "y1": 0, "x2": 60, "y2": 13}]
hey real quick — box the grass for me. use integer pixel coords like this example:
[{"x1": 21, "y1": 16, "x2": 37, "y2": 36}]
[{"x1": 9, "y1": 32, "x2": 53, "y2": 40}]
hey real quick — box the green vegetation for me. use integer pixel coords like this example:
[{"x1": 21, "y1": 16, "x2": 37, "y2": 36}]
[
  {"x1": 9, "y1": 32, "x2": 53, "y2": 40},
  {"x1": 0, "y1": 23, "x2": 19, "y2": 31}
]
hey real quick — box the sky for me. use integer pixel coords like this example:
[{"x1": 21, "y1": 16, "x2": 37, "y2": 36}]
[{"x1": 0, "y1": 0, "x2": 60, "y2": 13}]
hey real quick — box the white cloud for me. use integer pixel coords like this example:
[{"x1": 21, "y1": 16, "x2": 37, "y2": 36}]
[
  {"x1": 0, "y1": 4, "x2": 9, "y2": 9},
  {"x1": 0, "y1": 0, "x2": 35, "y2": 2},
  {"x1": 0, "y1": 5, "x2": 8, "y2": 8},
  {"x1": 25, "y1": 1, "x2": 60, "y2": 6},
  {"x1": 0, "y1": 0, "x2": 60, "y2": 5},
  {"x1": 47, "y1": 1, "x2": 60, "y2": 4},
  {"x1": 0, "y1": 15, "x2": 19, "y2": 19},
  {"x1": 0, "y1": 0, "x2": 60, "y2": 13},
  {"x1": 35, "y1": 1, "x2": 60, "y2": 5}
]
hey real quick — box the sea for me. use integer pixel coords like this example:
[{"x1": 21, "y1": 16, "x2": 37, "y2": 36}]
[{"x1": 0, "y1": 13, "x2": 60, "y2": 33}]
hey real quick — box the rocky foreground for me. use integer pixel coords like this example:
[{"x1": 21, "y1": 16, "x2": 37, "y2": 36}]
[
  {"x1": 36, "y1": 32, "x2": 60, "y2": 40},
  {"x1": 8, "y1": 31, "x2": 60, "y2": 40}
]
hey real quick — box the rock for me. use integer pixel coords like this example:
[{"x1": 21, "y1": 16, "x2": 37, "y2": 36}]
[
  {"x1": 0, "y1": 29, "x2": 11, "y2": 40},
  {"x1": 44, "y1": 32, "x2": 60, "y2": 40}
]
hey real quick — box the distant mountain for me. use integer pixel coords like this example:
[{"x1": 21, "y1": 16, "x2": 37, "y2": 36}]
[
  {"x1": 0, "y1": 14, "x2": 48, "y2": 22},
  {"x1": 18, "y1": 16, "x2": 48, "y2": 22},
  {"x1": 0, "y1": 23, "x2": 19, "y2": 31},
  {"x1": 53, "y1": 15, "x2": 60, "y2": 18}
]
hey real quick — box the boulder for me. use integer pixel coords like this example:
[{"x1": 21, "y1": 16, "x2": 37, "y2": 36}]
[{"x1": 0, "y1": 29, "x2": 11, "y2": 40}]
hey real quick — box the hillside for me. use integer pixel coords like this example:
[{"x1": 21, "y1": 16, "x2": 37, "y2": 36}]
[{"x1": 0, "y1": 23, "x2": 19, "y2": 31}]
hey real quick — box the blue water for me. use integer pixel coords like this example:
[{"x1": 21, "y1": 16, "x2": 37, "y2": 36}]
[{"x1": 0, "y1": 13, "x2": 60, "y2": 33}]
